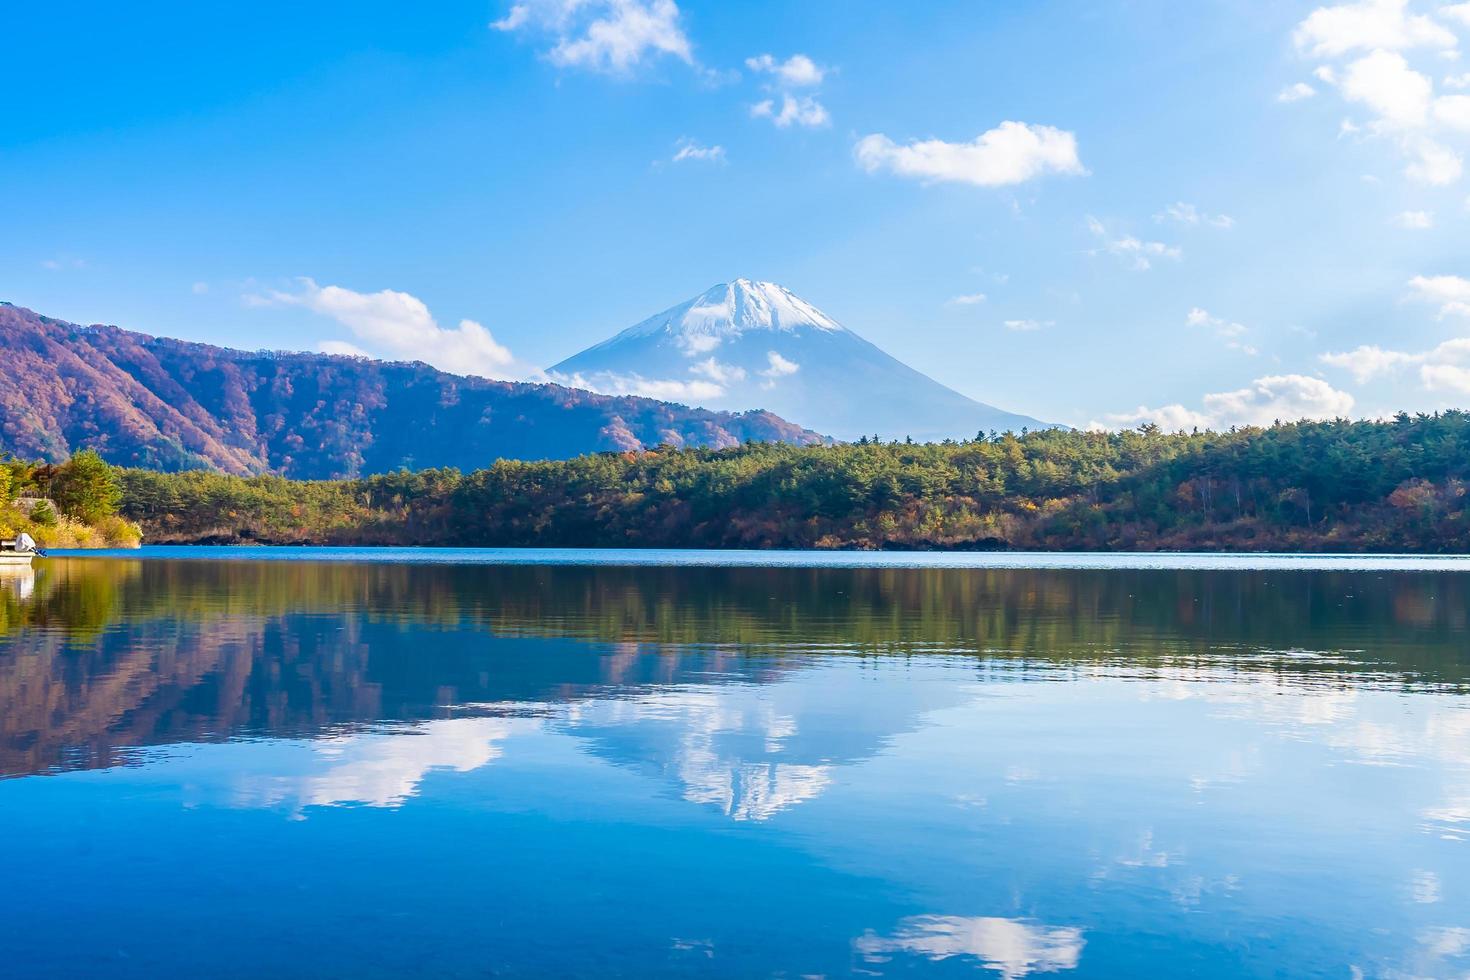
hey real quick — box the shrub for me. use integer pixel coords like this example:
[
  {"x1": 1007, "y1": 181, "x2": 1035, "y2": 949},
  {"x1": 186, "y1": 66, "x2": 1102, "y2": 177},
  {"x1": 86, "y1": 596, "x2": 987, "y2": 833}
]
[
  {"x1": 95, "y1": 514, "x2": 143, "y2": 548},
  {"x1": 29, "y1": 500, "x2": 57, "y2": 527}
]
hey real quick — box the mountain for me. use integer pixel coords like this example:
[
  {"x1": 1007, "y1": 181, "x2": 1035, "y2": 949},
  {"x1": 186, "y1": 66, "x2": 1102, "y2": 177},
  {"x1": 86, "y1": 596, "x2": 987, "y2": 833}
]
[
  {"x1": 0, "y1": 302, "x2": 823, "y2": 478},
  {"x1": 549, "y1": 279, "x2": 1053, "y2": 441}
]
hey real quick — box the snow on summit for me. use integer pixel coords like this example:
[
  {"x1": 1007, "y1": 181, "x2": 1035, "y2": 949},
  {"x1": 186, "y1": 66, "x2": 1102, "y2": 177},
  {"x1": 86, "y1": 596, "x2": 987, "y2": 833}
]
[
  {"x1": 622, "y1": 279, "x2": 844, "y2": 346},
  {"x1": 550, "y1": 279, "x2": 1054, "y2": 441}
]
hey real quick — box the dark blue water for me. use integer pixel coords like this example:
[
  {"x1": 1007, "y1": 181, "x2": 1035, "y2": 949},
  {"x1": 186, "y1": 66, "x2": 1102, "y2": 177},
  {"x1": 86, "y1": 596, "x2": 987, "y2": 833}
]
[{"x1": 2, "y1": 551, "x2": 1468, "y2": 977}]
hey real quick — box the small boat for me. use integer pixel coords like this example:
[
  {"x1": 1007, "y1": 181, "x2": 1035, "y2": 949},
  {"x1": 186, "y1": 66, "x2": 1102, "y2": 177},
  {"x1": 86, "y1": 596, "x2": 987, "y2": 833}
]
[{"x1": 0, "y1": 533, "x2": 40, "y2": 566}]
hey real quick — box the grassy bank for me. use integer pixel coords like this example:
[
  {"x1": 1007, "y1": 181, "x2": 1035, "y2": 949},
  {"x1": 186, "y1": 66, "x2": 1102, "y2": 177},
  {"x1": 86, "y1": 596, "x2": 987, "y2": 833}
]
[{"x1": 115, "y1": 413, "x2": 1470, "y2": 552}]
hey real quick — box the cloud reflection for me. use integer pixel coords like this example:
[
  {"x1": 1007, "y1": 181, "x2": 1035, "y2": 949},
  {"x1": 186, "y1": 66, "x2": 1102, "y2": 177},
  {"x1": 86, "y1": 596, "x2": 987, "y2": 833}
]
[
  {"x1": 228, "y1": 717, "x2": 530, "y2": 812},
  {"x1": 856, "y1": 915, "x2": 1085, "y2": 978}
]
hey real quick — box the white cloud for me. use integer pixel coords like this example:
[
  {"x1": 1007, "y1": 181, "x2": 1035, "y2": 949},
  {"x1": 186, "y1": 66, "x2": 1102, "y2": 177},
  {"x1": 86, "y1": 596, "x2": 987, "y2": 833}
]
[
  {"x1": 1434, "y1": 92, "x2": 1470, "y2": 128},
  {"x1": 1393, "y1": 208, "x2": 1435, "y2": 226},
  {"x1": 856, "y1": 916, "x2": 1085, "y2": 978},
  {"x1": 1278, "y1": 82, "x2": 1319, "y2": 102},
  {"x1": 1156, "y1": 202, "x2": 1235, "y2": 228},
  {"x1": 191, "y1": 281, "x2": 210, "y2": 295},
  {"x1": 491, "y1": 0, "x2": 692, "y2": 75},
  {"x1": 1086, "y1": 217, "x2": 1182, "y2": 271},
  {"x1": 549, "y1": 368, "x2": 725, "y2": 402},
  {"x1": 1291, "y1": 4, "x2": 1470, "y2": 186},
  {"x1": 319, "y1": 339, "x2": 372, "y2": 358},
  {"x1": 744, "y1": 53, "x2": 825, "y2": 87},
  {"x1": 948, "y1": 293, "x2": 988, "y2": 306},
  {"x1": 1292, "y1": 0, "x2": 1457, "y2": 58},
  {"x1": 750, "y1": 94, "x2": 829, "y2": 128},
  {"x1": 1320, "y1": 343, "x2": 1422, "y2": 380},
  {"x1": 1441, "y1": 2, "x2": 1470, "y2": 28},
  {"x1": 1091, "y1": 403, "x2": 1215, "y2": 432},
  {"x1": 688, "y1": 357, "x2": 746, "y2": 384},
  {"x1": 1408, "y1": 273, "x2": 1470, "y2": 316},
  {"x1": 855, "y1": 122, "x2": 1085, "y2": 188},
  {"x1": 1321, "y1": 335, "x2": 1470, "y2": 394},
  {"x1": 1094, "y1": 375, "x2": 1355, "y2": 431},
  {"x1": 1404, "y1": 135, "x2": 1464, "y2": 183},
  {"x1": 746, "y1": 52, "x2": 831, "y2": 128},
  {"x1": 1422, "y1": 360, "x2": 1470, "y2": 393},
  {"x1": 760, "y1": 351, "x2": 800, "y2": 377},
  {"x1": 1003, "y1": 319, "x2": 1052, "y2": 332},
  {"x1": 672, "y1": 138, "x2": 726, "y2": 163},
  {"x1": 1186, "y1": 307, "x2": 1245, "y2": 337},
  {"x1": 1186, "y1": 307, "x2": 1257, "y2": 353},
  {"x1": 255, "y1": 278, "x2": 521, "y2": 379},
  {"x1": 1340, "y1": 49, "x2": 1433, "y2": 129}
]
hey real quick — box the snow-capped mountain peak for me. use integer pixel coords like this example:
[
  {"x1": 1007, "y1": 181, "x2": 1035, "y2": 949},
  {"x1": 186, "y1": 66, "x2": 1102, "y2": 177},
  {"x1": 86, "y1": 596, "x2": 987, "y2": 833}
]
[
  {"x1": 621, "y1": 279, "x2": 844, "y2": 348},
  {"x1": 550, "y1": 279, "x2": 1056, "y2": 441}
]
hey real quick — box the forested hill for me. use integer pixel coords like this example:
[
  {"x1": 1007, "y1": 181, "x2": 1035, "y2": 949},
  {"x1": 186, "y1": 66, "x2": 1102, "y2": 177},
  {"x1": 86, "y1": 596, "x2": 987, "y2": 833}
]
[
  {"x1": 120, "y1": 413, "x2": 1470, "y2": 552},
  {"x1": 0, "y1": 302, "x2": 822, "y2": 479}
]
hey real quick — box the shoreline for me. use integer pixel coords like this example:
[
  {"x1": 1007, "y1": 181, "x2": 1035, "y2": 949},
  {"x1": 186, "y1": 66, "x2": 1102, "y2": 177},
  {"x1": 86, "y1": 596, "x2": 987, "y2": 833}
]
[{"x1": 45, "y1": 544, "x2": 1470, "y2": 572}]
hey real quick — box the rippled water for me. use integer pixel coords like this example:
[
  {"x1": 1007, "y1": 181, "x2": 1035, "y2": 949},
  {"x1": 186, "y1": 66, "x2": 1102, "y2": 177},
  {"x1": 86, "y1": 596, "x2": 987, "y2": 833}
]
[{"x1": 2, "y1": 552, "x2": 1469, "y2": 977}]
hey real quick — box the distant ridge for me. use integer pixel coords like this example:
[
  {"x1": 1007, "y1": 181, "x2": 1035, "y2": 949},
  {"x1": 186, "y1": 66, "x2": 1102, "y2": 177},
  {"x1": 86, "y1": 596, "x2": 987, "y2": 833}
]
[
  {"x1": 551, "y1": 279, "x2": 1056, "y2": 441},
  {"x1": 0, "y1": 303, "x2": 824, "y2": 479}
]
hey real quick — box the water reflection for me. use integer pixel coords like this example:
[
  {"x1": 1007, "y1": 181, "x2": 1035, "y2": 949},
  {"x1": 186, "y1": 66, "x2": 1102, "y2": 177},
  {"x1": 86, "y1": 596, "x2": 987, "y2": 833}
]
[
  {"x1": 224, "y1": 717, "x2": 532, "y2": 812},
  {"x1": 2, "y1": 556, "x2": 1469, "y2": 977},
  {"x1": 3, "y1": 557, "x2": 1470, "y2": 786},
  {"x1": 856, "y1": 916, "x2": 1086, "y2": 978}
]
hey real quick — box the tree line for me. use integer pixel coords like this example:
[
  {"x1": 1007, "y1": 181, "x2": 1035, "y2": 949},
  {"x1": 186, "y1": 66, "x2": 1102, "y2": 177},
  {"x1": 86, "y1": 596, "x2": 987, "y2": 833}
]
[{"x1": 110, "y1": 412, "x2": 1470, "y2": 552}]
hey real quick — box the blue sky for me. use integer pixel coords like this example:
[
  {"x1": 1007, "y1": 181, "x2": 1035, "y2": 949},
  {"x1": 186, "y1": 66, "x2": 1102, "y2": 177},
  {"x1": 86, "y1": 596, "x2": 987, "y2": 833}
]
[{"x1": 6, "y1": 0, "x2": 1470, "y2": 429}]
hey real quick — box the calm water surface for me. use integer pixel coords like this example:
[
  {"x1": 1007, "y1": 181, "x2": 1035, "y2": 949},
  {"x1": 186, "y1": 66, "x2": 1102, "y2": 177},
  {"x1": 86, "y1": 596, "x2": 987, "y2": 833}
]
[{"x1": 2, "y1": 549, "x2": 1469, "y2": 977}]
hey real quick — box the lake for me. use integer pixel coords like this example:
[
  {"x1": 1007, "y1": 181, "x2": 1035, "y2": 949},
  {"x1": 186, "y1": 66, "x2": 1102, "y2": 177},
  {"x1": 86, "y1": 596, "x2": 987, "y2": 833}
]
[{"x1": 2, "y1": 549, "x2": 1468, "y2": 977}]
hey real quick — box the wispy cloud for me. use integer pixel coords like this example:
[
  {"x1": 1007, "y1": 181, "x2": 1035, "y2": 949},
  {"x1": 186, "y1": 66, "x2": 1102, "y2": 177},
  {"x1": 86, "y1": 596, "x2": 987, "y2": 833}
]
[
  {"x1": 1086, "y1": 217, "x2": 1181, "y2": 271},
  {"x1": 751, "y1": 95, "x2": 829, "y2": 128},
  {"x1": 1278, "y1": 82, "x2": 1318, "y2": 102},
  {"x1": 1155, "y1": 202, "x2": 1235, "y2": 229},
  {"x1": 1187, "y1": 307, "x2": 1257, "y2": 354},
  {"x1": 547, "y1": 368, "x2": 724, "y2": 403},
  {"x1": 746, "y1": 51, "x2": 831, "y2": 128},
  {"x1": 745, "y1": 53, "x2": 825, "y2": 87},
  {"x1": 491, "y1": 0, "x2": 692, "y2": 75},
  {"x1": 671, "y1": 138, "x2": 726, "y2": 164}
]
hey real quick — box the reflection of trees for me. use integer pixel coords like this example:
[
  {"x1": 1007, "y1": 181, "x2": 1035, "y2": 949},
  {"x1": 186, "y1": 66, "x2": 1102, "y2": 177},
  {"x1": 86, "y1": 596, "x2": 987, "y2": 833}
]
[{"x1": 2, "y1": 558, "x2": 1468, "y2": 780}]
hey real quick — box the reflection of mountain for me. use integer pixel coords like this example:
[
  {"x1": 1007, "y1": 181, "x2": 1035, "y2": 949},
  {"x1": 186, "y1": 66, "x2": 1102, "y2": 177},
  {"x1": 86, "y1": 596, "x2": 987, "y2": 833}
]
[
  {"x1": 4, "y1": 557, "x2": 1470, "y2": 785},
  {"x1": 560, "y1": 668, "x2": 963, "y2": 821}
]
